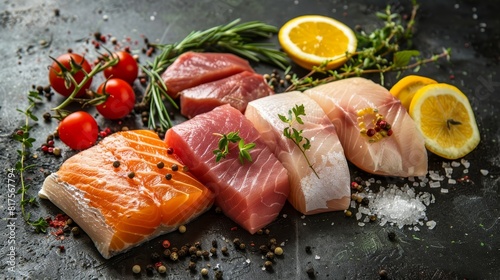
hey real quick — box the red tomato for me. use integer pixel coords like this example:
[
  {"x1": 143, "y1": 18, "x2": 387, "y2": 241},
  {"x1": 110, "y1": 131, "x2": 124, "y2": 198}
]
[
  {"x1": 96, "y1": 78, "x2": 136, "y2": 120},
  {"x1": 103, "y1": 51, "x2": 138, "y2": 85},
  {"x1": 58, "y1": 111, "x2": 98, "y2": 150},
  {"x1": 48, "y1": 53, "x2": 93, "y2": 97}
]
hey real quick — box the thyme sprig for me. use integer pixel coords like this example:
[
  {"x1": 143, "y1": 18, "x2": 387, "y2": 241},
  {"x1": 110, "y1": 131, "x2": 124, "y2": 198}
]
[
  {"x1": 213, "y1": 132, "x2": 256, "y2": 164},
  {"x1": 13, "y1": 91, "x2": 49, "y2": 233},
  {"x1": 278, "y1": 105, "x2": 319, "y2": 179},
  {"x1": 141, "y1": 19, "x2": 289, "y2": 132},
  {"x1": 286, "y1": 3, "x2": 451, "y2": 92}
]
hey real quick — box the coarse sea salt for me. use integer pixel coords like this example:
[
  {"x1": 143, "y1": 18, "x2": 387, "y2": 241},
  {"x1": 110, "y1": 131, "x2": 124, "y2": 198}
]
[
  {"x1": 360, "y1": 184, "x2": 432, "y2": 228},
  {"x1": 480, "y1": 169, "x2": 489, "y2": 176}
]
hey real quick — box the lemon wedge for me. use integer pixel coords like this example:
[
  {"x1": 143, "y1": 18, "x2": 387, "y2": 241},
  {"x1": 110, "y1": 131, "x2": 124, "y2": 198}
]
[
  {"x1": 390, "y1": 75, "x2": 438, "y2": 111},
  {"x1": 409, "y1": 83, "x2": 480, "y2": 159},
  {"x1": 278, "y1": 15, "x2": 357, "y2": 70}
]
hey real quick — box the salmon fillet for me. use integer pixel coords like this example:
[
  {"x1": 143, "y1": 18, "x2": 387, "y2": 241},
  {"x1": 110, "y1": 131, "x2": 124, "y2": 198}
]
[
  {"x1": 165, "y1": 105, "x2": 290, "y2": 234},
  {"x1": 245, "y1": 92, "x2": 351, "y2": 215},
  {"x1": 304, "y1": 77, "x2": 428, "y2": 177},
  {"x1": 39, "y1": 130, "x2": 214, "y2": 259},
  {"x1": 161, "y1": 52, "x2": 255, "y2": 98}
]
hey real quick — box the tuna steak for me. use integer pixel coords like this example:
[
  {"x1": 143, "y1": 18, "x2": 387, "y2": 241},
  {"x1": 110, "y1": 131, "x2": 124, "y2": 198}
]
[
  {"x1": 180, "y1": 71, "x2": 274, "y2": 119},
  {"x1": 164, "y1": 104, "x2": 290, "y2": 234},
  {"x1": 161, "y1": 52, "x2": 255, "y2": 98}
]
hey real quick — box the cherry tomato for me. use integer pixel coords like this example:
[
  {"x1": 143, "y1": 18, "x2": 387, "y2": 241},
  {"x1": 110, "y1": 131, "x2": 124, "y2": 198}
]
[
  {"x1": 58, "y1": 111, "x2": 98, "y2": 150},
  {"x1": 48, "y1": 53, "x2": 93, "y2": 97},
  {"x1": 103, "y1": 51, "x2": 138, "y2": 85},
  {"x1": 96, "y1": 78, "x2": 136, "y2": 120}
]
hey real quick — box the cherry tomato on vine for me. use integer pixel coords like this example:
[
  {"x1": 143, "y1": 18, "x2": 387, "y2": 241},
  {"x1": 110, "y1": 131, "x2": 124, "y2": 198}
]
[
  {"x1": 103, "y1": 51, "x2": 138, "y2": 85},
  {"x1": 48, "y1": 53, "x2": 93, "y2": 97},
  {"x1": 58, "y1": 111, "x2": 98, "y2": 150},
  {"x1": 96, "y1": 78, "x2": 136, "y2": 120}
]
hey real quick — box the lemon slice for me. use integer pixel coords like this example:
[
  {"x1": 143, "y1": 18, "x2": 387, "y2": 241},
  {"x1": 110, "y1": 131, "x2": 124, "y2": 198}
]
[
  {"x1": 409, "y1": 83, "x2": 480, "y2": 159},
  {"x1": 278, "y1": 15, "x2": 357, "y2": 70},
  {"x1": 389, "y1": 75, "x2": 438, "y2": 111}
]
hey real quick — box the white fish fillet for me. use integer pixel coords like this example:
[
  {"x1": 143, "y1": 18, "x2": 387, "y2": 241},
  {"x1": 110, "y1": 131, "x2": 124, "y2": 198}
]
[
  {"x1": 304, "y1": 77, "x2": 428, "y2": 177},
  {"x1": 245, "y1": 92, "x2": 351, "y2": 215}
]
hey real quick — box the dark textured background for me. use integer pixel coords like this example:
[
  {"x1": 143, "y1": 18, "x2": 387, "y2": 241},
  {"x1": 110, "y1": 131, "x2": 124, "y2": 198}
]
[{"x1": 1, "y1": 0, "x2": 499, "y2": 279}]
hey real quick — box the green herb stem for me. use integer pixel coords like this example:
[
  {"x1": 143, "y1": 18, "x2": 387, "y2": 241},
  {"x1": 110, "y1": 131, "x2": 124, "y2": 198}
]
[
  {"x1": 279, "y1": 105, "x2": 319, "y2": 178},
  {"x1": 51, "y1": 55, "x2": 119, "y2": 116},
  {"x1": 14, "y1": 91, "x2": 49, "y2": 233}
]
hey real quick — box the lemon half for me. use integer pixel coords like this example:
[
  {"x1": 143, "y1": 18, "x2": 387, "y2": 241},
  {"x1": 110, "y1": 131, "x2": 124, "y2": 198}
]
[
  {"x1": 409, "y1": 83, "x2": 480, "y2": 159},
  {"x1": 278, "y1": 15, "x2": 357, "y2": 70}
]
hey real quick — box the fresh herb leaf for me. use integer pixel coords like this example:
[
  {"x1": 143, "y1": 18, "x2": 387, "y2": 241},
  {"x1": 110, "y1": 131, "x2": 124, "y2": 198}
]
[
  {"x1": 279, "y1": 104, "x2": 319, "y2": 178},
  {"x1": 213, "y1": 131, "x2": 255, "y2": 164},
  {"x1": 393, "y1": 50, "x2": 421, "y2": 68}
]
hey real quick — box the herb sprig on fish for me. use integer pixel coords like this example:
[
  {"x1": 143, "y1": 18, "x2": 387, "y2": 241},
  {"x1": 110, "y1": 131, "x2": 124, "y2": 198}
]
[
  {"x1": 279, "y1": 104, "x2": 319, "y2": 178},
  {"x1": 142, "y1": 19, "x2": 289, "y2": 132},
  {"x1": 285, "y1": 2, "x2": 451, "y2": 92},
  {"x1": 213, "y1": 131, "x2": 256, "y2": 164}
]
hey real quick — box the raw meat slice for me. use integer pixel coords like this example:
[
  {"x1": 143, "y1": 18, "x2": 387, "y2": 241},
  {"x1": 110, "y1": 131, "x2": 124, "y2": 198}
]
[
  {"x1": 161, "y1": 52, "x2": 255, "y2": 98},
  {"x1": 304, "y1": 77, "x2": 428, "y2": 177},
  {"x1": 245, "y1": 92, "x2": 351, "y2": 215},
  {"x1": 164, "y1": 104, "x2": 289, "y2": 234},
  {"x1": 39, "y1": 130, "x2": 214, "y2": 259},
  {"x1": 180, "y1": 71, "x2": 274, "y2": 119}
]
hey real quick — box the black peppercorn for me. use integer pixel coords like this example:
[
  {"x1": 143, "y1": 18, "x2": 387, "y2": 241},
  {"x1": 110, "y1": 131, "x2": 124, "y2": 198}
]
[
  {"x1": 379, "y1": 269, "x2": 388, "y2": 278},
  {"x1": 361, "y1": 197, "x2": 370, "y2": 206},
  {"x1": 112, "y1": 161, "x2": 120, "y2": 168},
  {"x1": 171, "y1": 164, "x2": 179, "y2": 171},
  {"x1": 188, "y1": 261, "x2": 197, "y2": 271},
  {"x1": 305, "y1": 246, "x2": 312, "y2": 254},
  {"x1": 157, "y1": 162, "x2": 165, "y2": 169},
  {"x1": 264, "y1": 260, "x2": 273, "y2": 271},
  {"x1": 210, "y1": 247, "x2": 217, "y2": 256},
  {"x1": 388, "y1": 231, "x2": 396, "y2": 242},
  {"x1": 306, "y1": 267, "x2": 315, "y2": 278}
]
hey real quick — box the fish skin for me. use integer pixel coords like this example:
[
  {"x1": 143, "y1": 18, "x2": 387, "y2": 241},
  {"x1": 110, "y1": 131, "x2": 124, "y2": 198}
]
[
  {"x1": 304, "y1": 77, "x2": 428, "y2": 177},
  {"x1": 39, "y1": 130, "x2": 214, "y2": 259},
  {"x1": 245, "y1": 92, "x2": 351, "y2": 214},
  {"x1": 165, "y1": 104, "x2": 290, "y2": 234},
  {"x1": 161, "y1": 52, "x2": 255, "y2": 98},
  {"x1": 180, "y1": 71, "x2": 274, "y2": 119}
]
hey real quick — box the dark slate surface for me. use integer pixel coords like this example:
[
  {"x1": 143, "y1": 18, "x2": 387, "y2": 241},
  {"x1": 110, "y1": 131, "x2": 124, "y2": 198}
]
[{"x1": 1, "y1": 0, "x2": 499, "y2": 279}]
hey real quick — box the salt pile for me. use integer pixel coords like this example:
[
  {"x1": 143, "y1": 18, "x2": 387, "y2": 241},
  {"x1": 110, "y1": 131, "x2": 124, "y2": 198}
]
[{"x1": 357, "y1": 184, "x2": 435, "y2": 229}]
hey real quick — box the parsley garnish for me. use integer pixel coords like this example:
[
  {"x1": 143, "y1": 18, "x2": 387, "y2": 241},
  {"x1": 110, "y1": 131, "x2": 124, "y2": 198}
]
[
  {"x1": 279, "y1": 104, "x2": 319, "y2": 178},
  {"x1": 213, "y1": 132, "x2": 256, "y2": 164}
]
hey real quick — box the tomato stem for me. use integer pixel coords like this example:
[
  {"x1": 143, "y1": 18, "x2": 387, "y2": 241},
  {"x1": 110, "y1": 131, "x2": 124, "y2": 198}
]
[{"x1": 51, "y1": 57, "x2": 119, "y2": 114}]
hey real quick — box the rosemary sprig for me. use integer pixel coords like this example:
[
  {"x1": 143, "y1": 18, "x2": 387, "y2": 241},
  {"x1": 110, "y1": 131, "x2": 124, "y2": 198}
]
[
  {"x1": 213, "y1": 131, "x2": 256, "y2": 164},
  {"x1": 13, "y1": 91, "x2": 49, "y2": 233},
  {"x1": 141, "y1": 19, "x2": 289, "y2": 132},
  {"x1": 278, "y1": 104, "x2": 319, "y2": 178},
  {"x1": 286, "y1": 3, "x2": 451, "y2": 92}
]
